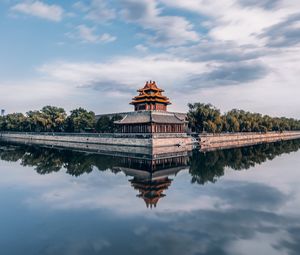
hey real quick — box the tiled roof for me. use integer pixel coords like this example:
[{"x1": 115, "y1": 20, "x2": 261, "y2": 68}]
[
  {"x1": 114, "y1": 112, "x2": 150, "y2": 124},
  {"x1": 152, "y1": 113, "x2": 184, "y2": 124},
  {"x1": 114, "y1": 111, "x2": 186, "y2": 124}
]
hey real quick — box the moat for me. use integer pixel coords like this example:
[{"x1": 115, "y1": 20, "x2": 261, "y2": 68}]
[{"x1": 1, "y1": 139, "x2": 300, "y2": 255}]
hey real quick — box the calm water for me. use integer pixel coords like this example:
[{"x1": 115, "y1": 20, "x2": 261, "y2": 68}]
[{"x1": 0, "y1": 140, "x2": 300, "y2": 255}]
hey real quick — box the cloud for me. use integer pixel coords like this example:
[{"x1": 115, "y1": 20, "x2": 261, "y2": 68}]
[
  {"x1": 78, "y1": 80, "x2": 133, "y2": 95},
  {"x1": 37, "y1": 56, "x2": 205, "y2": 92},
  {"x1": 167, "y1": 41, "x2": 265, "y2": 62},
  {"x1": 11, "y1": 1, "x2": 63, "y2": 22},
  {"x1": 120, "y1": 0, "x2": 199, "y2": 46},
  {"x1": 73, "y1": 0, "x2": 116, "y2": 22},
  {"x1": 237, "y1": 0, "x2": 280, "y2": 9},
  {"x1": 69, "y1": 25, "x2": 116, "y2": 43},
  {"x1": 135, "y1": 44, "x2": 148, "y2": 53},
  {"x1": 260, "y1": 14, "x2": 300, "y2": 47},
  {"x1": 189, "y1": 62, "x2": 268, "y2": 87},
  {"x1": 160, "y1": 0, "x2": 298, "y2": 45}
]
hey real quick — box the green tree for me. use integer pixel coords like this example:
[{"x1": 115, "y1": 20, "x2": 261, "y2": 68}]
[
  {"x1": 3, "y1": 113, "x2": 27, "y2": 131},
  {"x1": 40, "y1": 106, "x2": 67, "y2": 132},
  {"x1": 66, "y1": 108, "x2": 95, "y2": 132},
  {"x1": 26, "y1": 110, "x2": 48, "y2": 132},
  {"x1": 96, "y1": 115, "x2": 122, "y2": 133},
  {"x1": 187, "y1": 103, "x2": 222, "y2": 133}
]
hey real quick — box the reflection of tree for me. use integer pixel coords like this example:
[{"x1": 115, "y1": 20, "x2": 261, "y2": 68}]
[
  {"x1": 63, "y1": 152, "x2": 94, "y2": 177},
  {"x1": 21, "y1": 146, "x2": 64, "y2": 174},
  {"x1": 189, "y1": 139, "x2": 300, "y2": 185},
  {"x1": 0, "y1": 146, "x2": 25, "y2": 162},
  {"x1": 1, "y1": 139, "x2": 300, "y2": 182},
  {"x1": 0, "y1": 142, "x2": 119, "y2": 176}
]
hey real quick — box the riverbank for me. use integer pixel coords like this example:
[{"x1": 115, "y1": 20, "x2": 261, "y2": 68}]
[
  {"x1": 0, "y1": 132, "x2": 193, "y2": 158},
  {"x1": 199, "y1": 131, "x2": 300, "y2": 151},
  {"x1": 1, "y1": 131, "x2": 300, "y2": 153}
]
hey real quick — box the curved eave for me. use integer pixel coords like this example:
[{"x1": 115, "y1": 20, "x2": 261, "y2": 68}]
[
  {"x1": 133, "y1": 94, "x2": 168, "y2": 99},
  {"x1": 137, "y1": 88, "x2": 164, "y2": 92},
  {"x1": 130, "y1": 100, "x2": 172, "y2": 105}
]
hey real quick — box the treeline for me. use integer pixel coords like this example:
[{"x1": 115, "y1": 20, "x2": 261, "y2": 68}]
[
  {"x1": 1, "y1": 103, "x2": 300, "y2": 134},
  {"x1": 189, "y1": 139, "x2": 300, "y2": 185},
  {"x1": 188, "y1": 103, "x2": 300, "y2": 133},
  {"x1": 0, "y1": 106, "x2": 122, "y2": 133}
]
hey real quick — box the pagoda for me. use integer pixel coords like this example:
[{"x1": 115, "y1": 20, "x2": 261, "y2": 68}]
[
  {"x1": 114, "y1": 81, "x2": 187, "y2": 133},
  {"x1": 130, "y1": 80, "x2": 171, "y2": 111}
]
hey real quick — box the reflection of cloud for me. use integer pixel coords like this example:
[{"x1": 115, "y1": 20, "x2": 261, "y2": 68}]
[
  {"x1": 1, "y1": 149, "x2": 300, "y2": 254},
  {"x1": 130, "y1": 208, "x2": 296, "y2": 255},
  {"x1": 211, "y1": 181, "x2": 288, "y2": 211}
]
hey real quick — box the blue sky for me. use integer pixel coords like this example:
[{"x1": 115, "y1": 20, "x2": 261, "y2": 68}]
[{"x1": 1, "y1": 0, "x2": 300, "y2": 118}]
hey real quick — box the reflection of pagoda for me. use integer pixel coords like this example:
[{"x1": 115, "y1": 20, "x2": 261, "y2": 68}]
[
  {"x1": 131, "y1": 176, "x2": 172, "y2": 208},
  {"x1": 113, "y1": 153, "x2": 190, "y2": 208}
]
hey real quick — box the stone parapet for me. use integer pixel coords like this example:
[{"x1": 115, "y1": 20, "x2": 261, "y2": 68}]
[
  {"x1": 199, "y1": 131, "x2": 300, "y2": 151},
  {"x1": 0, "y1": 132, "x2": 193, "y2": 148}
]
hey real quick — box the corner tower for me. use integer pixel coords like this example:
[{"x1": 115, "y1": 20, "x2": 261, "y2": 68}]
[{"x1": 130, "y1": 81, "x2": 171, "y2": 111}]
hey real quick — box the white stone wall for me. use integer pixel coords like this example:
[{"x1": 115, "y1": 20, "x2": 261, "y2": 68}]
[
  {"x1": 199, "y1": 131, "x2": 300, "y2": 150},
  {"x1": 0, "y1": 132, "x2": 193, "y2": 148},
  {"x1": 0, "y1": 132, "x2": 152, "y2": 147}
]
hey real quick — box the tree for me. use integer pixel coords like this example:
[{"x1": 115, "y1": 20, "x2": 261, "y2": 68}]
[
  {"x1": 40, "y1": 106, "x2": 67, "y2": 132},
  {"x1": 224, "y1": 114, "x2": 240, "y2": 132},
  {"x1": 188, "y1": 102, "x2": 300, "y2": 133},
  {"x1": 26, "y1": 110, "x2": 48, "y2": 132},
  {"x1": 187, "y1": 103, "x2": 222, "y2": 133},
  {"x1": 0, "y1": 116, "x2": 6, "y2": 131},
  {"x1": 66, "y1": 108, "x2": 95, "y2": 132},
  {"x1": 3, "y1": 113, "x2": 27, "y2": 131},
  {"x1": 96, "y1": 115, "x2": 123, "y2": 133}
]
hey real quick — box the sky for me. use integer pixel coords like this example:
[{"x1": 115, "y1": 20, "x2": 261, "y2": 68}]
[{"x1": 0, "y1": 0, "x2": 300, "y2": 118}]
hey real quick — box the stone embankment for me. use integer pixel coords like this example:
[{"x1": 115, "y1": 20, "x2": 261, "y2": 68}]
[
  {"x1": 1, "y1": 131, "x2": 300, "y2": 153},
  {"x1": 199, "y1": 131, "x2": 300, "y2": 151},
  {"x1": 0, "y1": 132, "x2": 192, "y2": 148}
]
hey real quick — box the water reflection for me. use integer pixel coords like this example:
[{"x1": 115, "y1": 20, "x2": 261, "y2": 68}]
[
  {"x1": 0, "y1": 139, "x2": 300, "y2": 208},
  {"x1": 190, "y1": 139, "x2": 300, "y2": 185},
  {"x1": 1, "y1": 140, "x2": 300, "y2": 255}
]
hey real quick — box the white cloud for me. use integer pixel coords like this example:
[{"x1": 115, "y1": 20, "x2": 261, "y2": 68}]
[
  {"x1": 73, "y1": 0, "x2": 116, "y2": 22},
  {"x1": 69, "y1": 25, "x2": 116, "y2": 43},
  {"x1": 11, "y1": 1, "x2": 63, "y2": 22},
  {"x1": 1, "y1": 42, "x2": 300, "y2": 117},
  {"x1": 160, "y1": 0, "x2": 300, "y2": 45},
  {"x1": 3, "y1": 0, "x2": 300, "y2": 118},
  {"x1": 121, "y1": 0, "x2": 199, "y2": 46},
  {"x1": 38, "y1": 55, "x2": 206, "y2": 89},
  {"x1": 135, "y1": 44, "x2": 148, "y2": 52}
]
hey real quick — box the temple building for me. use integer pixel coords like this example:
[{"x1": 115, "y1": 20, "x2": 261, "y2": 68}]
[{"x1": 114, "y1": 81, "x2": 187, "y2": 133}]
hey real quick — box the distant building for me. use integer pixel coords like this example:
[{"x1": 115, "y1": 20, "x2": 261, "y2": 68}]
[
  {"x1": 1, "y1": 109, "x2": 4, "y2": 116},
  {"x1": 113, "y1": 81, "x2": 187, "y2": 133}
]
